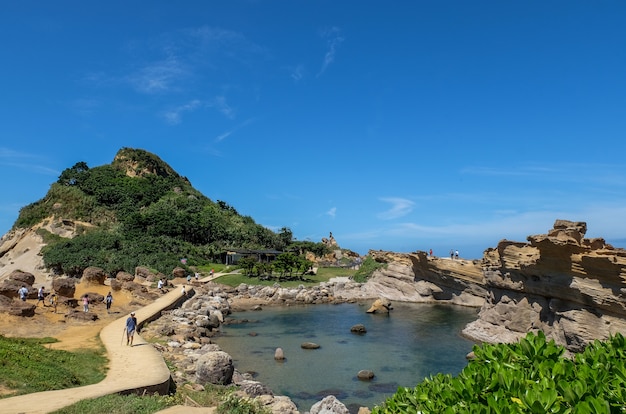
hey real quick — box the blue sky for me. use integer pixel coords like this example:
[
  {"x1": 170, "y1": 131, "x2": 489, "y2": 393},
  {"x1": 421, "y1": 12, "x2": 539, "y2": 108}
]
[{"x1": 1, "y1": 1, "x2": 625, "y2": 259}]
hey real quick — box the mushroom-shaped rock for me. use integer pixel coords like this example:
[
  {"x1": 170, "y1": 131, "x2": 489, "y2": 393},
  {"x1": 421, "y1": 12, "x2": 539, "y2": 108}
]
[
  {"x1": 350, "y1": 324, "x2": 367, "y2": 334},
  {"x1": 275, "y1": 347, "x2": 285, "y2": 360},
  {"x1": 301, "y1": 342, "x2": 320, "y2": 349},
  {"x1": 52, "y1": 277, "x2": 76, "y2": 297},
  {"x1": 310, "y1": 395, "x2": 350, "y2": 414},
  {"x1": 81, "y1": 266, "x2": 107, "y2": 285},
  {"x1": 171, "y1": 266, "x2": 186, "y2": 279},
  {"x1": 195, "y1": 351, "x2": 234, "y2": 385},
  {"x1": 115, "y1": 271, "x2": 134, "y2": 282},
  {"x1": 357, "y1": 370, "x2": 375, "y2": 381},
  {"x1": 7, "y1": 270, "x2": 35, "y2": 286},
  {"x1": 366, "y1": 298, "x2": 393, "y2": 313}
]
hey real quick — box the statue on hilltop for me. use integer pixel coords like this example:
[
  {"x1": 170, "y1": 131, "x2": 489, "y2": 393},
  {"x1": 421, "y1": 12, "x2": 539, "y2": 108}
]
[{"x1": 321, "y1": 231, "x2": 338, "y2": 247}]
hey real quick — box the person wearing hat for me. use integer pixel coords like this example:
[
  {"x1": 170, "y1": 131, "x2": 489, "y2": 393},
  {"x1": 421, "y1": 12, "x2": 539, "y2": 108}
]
[{"x1": 125, "y1": 312, "x2": 138, "y2": 346}]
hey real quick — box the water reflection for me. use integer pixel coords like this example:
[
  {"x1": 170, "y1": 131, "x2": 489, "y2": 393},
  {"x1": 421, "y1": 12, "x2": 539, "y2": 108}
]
[{"x1": 215, "y1": 302, "x2": 478, "y2": 413}]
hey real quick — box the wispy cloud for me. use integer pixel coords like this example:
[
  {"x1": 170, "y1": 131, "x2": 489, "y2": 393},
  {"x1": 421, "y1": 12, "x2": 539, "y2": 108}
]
[
  {"x1": 326, "y1": 207, "x2": 337, "y2": 218},
  {"x1": 290, "y1": 64, "x2": 305, "y2": 82},
  {"x1": 0, "y1": 148, "x2": 58, "y2": 176},
  {"x1": 377, "y1": 197, "x2": 415, "y2": 220},
  {"x1": 318, "y1": 27, "x2": 344, "y2": 76},
  {"x1": 162, "y1": 99, "x2": 202, "y2": 125},
  {"x1": 209, "y1": 96, "x2": 235, "y2": 119},
  {"x1": 127, "y1": 56, "x2": 187, "y2": 94},
  {"x1": 214, "y1": 117, "x2": 256, "y2": 142}
]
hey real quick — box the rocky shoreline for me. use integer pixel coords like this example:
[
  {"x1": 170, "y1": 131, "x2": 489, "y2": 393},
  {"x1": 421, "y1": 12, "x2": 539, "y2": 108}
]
[{"x1": 142, "y1": 280, "x2": 388, "y2": 414}]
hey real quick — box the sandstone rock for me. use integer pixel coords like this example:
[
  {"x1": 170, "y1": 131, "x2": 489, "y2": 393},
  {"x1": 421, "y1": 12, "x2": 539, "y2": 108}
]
[
  {"x1": 6, "y1": 270, "x2": 35, "y2": 286},
  {"x1": 83, "y1": 292, "x2": 104, "y2": 304},
  {"x1": 81, "y1": 266, "x2": 107, "y2": 285},
  {"x1": 109, "y1": 279, "x2": 122, "y2": 291},
  {"x1": 264, "y1": 395, "x2": 299, "y2": 414},
  {"x1": 195, "y1": 351, "x2": 234, "y2": 385},
  {"x1": 350, "y1": 324, "x2": 367, "y2": 334},
  {"x1": 115, "y1": 271, "x2": 134, "y2": 282},
  {"x1": 310, "y1": 395, "x2": 350, "y2": 414},
  {"x1": 274, "y1": 347, "x2": 285, "y2": 360},
  {"x1": 366, "y1": 298, "x2": 392, "y2": 313},
  {"x1": 135, "y1": 266, "x2": 154, "y2": 280},
  {"x1": 0, "y1": 295, "x2": 36, "y2": 316},
  {"x1": 52, "y1": 277, "x2": 76, "y2": 297},
  {"x1": 301, "y1": 342, "x2": 320, "y2": 349},
  {"x1": 356, "y1": 370, "x2": 375, "y2": 381},
  {"x1": 172, "y1": 266, "x2": 186, "y2": 279},
  {"x1": 0, "y1": 279, "x2": 28, "y2": 299},
  {"x1": 238, "y1": 379, "x2": 273, "y2": 397}
]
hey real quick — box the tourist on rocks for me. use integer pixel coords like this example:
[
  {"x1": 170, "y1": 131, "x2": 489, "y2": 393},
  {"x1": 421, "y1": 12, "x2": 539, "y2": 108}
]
[
  {"x1": 157, "y1": 278, "x2": 164, "y2": 292},
  {"x1": 125, "y1": 311, "x2": 138, "y2": 346},
  {"x1": 450, "y1": 249, "x2": 454, "y2": 259},
  {"x1": 37, "y1": 286, "x2": 46, "y2": 307},
  {"x1": 181, "y1": 285, "x2": 187, "y2": 297},
  {"x1": 49, "y1": 291, "x2": 58, "y2": 313},
  {"x1": 105, "y1": 292, "x2": 113, "y2": 314},
  {"x1": 195, "y1": 272, "x2": 199, "y2": 282},
  {"x1": 187, "y1": 274, "x2": 192, "y2": 284},
  {"x1": 18, "y1": 285, "x2": 28, "y2": 302},
  {"x1": 82, "y1": 295, "x2": 90, "y2": 312},
  {"x1": 455, "y1": 250, "x2": 459, "y2": 259}
]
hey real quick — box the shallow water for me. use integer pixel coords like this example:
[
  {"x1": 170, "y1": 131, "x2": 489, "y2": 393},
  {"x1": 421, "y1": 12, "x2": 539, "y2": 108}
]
[{"x1": 214, "y1": 301, "x2": 478, "y2": 413}]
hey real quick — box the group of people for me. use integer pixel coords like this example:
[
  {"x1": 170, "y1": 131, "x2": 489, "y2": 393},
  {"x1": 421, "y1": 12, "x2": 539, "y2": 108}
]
[
  {"x1": 449, "y1": 249, "x2": 460, "y2": 259},
  {"x1": 18, "y1": 285, "x2": 58, "y2": 312}
]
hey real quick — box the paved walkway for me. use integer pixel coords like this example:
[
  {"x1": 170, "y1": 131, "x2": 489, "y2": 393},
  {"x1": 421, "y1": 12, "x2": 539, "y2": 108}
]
[{"x1": 0, "y1": 285, "x2": 195, "y2": 414}]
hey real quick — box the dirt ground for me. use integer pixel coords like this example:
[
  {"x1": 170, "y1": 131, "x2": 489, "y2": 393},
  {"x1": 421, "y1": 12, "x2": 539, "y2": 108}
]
[{"x1": 0, "y1": 282, "x2": 138, "y2": 351}]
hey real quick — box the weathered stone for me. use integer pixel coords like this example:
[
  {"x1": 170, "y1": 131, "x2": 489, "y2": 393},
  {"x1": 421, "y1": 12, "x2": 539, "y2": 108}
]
[
  {"x1": 301, "y1": 342, "x2": 320, "y2": 349},
  {"x1": 0, "y1": 295, "x2": 36, "y2": 316},
  {"x1": 356, "y1": 370, "x2": 375, "y2": 381},
  {"x1": 81, "y1": 266, "x2": 107, "y2": 285},
  {"x1": 274, "y1": 347, "x2": 285, "y2": 360},
  {"x1": 366, "y1": 298, "x2": 392, "y2": 313},
  {"x1": 172, "y1": 266, "x2": 186, "y2": 279},
  {"x1": 350, "y1": 324, "x2": 367, "y2": 334},
  {"x1": 116, "y1": 271, "x2": 134, "y2": 282},
  {"x1": 310, "y1": 395, "x2": 350, "y2": 414},
  {"x1": 6, "y1": 270, "x2": 35, "y2": 286},
  {"x1": 195, "y1": 351, "x2": 234, "y2": 385},
  {"x1": 238, "y1": 379, "x2": 273, "y2": 397},
  {"x1": 52, "y1": 277, "x2": 76, "y2": 297}
]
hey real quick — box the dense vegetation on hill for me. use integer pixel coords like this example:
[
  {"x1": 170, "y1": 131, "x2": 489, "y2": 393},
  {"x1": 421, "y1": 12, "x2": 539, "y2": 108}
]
[{"x1": 14, "y1": 148, "x2": 329, "y2": 277}]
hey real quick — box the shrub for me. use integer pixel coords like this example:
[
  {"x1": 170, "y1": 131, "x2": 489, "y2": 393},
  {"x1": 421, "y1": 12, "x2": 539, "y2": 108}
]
[{"x1": 372, "y1": 331, "x2": 626, "y2": 413}]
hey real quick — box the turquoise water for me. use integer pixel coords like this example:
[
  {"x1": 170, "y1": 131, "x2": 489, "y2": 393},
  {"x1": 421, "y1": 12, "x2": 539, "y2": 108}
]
[{"x1": 214, "y1": 301, "x2": 478, "y2": 413}]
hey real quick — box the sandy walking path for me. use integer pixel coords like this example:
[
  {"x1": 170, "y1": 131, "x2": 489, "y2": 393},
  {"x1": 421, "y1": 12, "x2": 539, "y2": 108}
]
[{"x1": 0, "y1": 285, "x2": 194, "y2": 414}]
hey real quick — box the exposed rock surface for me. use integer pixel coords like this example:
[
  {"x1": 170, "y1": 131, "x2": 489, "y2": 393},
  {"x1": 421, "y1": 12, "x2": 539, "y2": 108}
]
[{"x1": 462, "y1": 220, "x2": 626, "y2": 352}]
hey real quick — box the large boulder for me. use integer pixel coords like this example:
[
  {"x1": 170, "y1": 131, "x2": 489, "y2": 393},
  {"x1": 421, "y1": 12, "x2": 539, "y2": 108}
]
[
  {"x1": 52, "y1": 277, "x2": 76, "y2": 297},
  {"x1": 172, "y1": 266, "x2": 186, "y2": 279},
  {"x1": 310, "y1": 395, "x2": 350, "y2": 414},
  {"x1": 366, "y1": 298, "x2": 393, "y2": 313},
  {"x1": 0, "y1": 279, "x2": 28, "y2": 299},
  {"x1": 0, "y1": 295, "x2": 36, "y2": 317},
  {"x1": 115, "y1": 271, "x2": 134, "y2": 282},
  {"x1": 195, "y1": 351, "x2": 234, "y2": 385},
  {"x1": 81, "y1": 267, "x2": 107, "y2": 285},
  {"x1": 6, "y1": 270, "x2": 35, "y2": 286}
]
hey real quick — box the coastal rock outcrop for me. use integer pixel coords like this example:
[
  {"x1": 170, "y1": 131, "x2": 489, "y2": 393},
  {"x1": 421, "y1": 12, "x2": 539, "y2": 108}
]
[{"x1": 462, "y1": 220, "x2": 626, "y2": 352}]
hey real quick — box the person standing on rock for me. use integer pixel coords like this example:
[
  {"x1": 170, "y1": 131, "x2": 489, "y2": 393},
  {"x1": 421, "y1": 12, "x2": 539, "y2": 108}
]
[
  {"x1": 37, "y1": 286, "x2": 46, "y2": 307},
  {"x1": 125, "y1": 311, "x2": 138, "y2": 346},
  {"x1": 105, "y1": 292, "x2": 113, "y2": 313},
  {"x1": 18, "y1": 285, "x2": 28, "y2": 302},
  {"x1": 82, "y1": 295, "x2": 89, "y2": 312}
]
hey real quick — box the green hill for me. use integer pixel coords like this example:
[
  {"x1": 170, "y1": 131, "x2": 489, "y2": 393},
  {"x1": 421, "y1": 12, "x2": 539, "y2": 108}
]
[{"x1": 14, "y1": 147, "x2": 297, "y2": 277}]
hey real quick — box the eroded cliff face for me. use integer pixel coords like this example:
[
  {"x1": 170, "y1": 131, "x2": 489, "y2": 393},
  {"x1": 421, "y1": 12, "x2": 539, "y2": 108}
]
[
  {"x1": 462, "y1": 220, "x2": 626, "y2": 351},
  {"x1": 366, "y1": 250, "x2": 487, "y2": 307}
]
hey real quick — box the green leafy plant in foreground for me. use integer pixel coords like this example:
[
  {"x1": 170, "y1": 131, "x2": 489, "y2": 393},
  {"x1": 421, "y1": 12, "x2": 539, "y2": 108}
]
[
  {"x1": 0, "y1": 335, "x2": 107, "y2": 397},
  {"x1": 372, "y1": 331, "x2": 626, "y2": 413}
]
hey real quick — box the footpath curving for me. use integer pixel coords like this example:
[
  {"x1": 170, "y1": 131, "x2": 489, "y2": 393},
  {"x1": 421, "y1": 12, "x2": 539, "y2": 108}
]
[{"x1": 0, "y1": 285, "x2": 195, "y2": 414}]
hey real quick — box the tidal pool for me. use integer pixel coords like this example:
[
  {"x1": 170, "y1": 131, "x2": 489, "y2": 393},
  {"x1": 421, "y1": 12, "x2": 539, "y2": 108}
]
[{"x1": 214, "y1": 301, "x2": 478, "y2": 413}]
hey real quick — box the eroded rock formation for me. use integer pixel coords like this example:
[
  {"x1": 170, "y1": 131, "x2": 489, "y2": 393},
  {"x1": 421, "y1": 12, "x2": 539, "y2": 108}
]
[{"x1": 462, "y1": 220, "x2": 626, "y2": 352}]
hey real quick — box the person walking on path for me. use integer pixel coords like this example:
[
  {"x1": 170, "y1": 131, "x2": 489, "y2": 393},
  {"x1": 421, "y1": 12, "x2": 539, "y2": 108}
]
[
  {"x1": 82, "y1": 295, "x2": 89, "y2": 312},
  {"x1": 36, "y1": 286, "x2": 46, "y2": 307},
  {"x1": 18, "y1": 285, "x2": 28, "y2": 301},
  {"x1": 105, "y1": 292, "x2": 113, "y2": 313},
  {"x1": 125, "y1": 311, "x2": 138, "y2": 346},
  {"x1": 181, "y1": 285, "x2": 187, "y2": 297},
  {"x1": 157, "y1": 278, "x2": 164, "y2": 292}
]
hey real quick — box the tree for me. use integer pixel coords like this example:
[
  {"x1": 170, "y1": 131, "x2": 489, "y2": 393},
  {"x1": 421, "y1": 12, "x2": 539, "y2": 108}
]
[{"x1": 58, "y1": 161, "x2": 89, "y2": 186}]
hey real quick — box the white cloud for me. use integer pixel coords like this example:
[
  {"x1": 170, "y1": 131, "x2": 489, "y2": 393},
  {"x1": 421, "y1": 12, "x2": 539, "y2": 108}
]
[
  {"x1": 326, "y1": 207, "x2": 337, "y2": 218},
  {"x1": 377, "y1": 197, "x2": 415, "y2": 220},
  {"x1": 162, "y1": 99, "x2": 202, "y2": 125},
  {"x1": 318, "y1": 27, "x2": 344, "y2": 76},
  {"x1": 127, "y1": 56, "x2": 187, "y2": 94}
]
